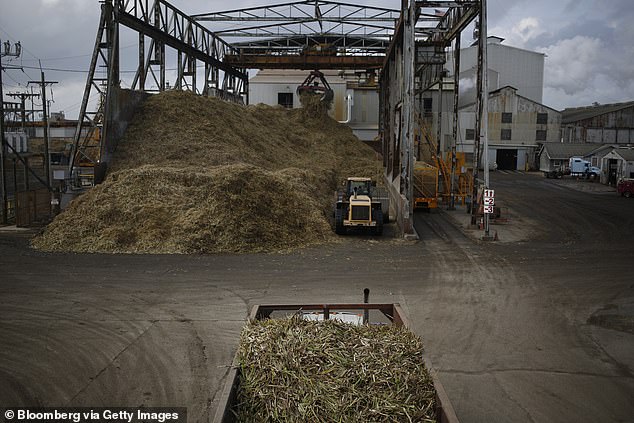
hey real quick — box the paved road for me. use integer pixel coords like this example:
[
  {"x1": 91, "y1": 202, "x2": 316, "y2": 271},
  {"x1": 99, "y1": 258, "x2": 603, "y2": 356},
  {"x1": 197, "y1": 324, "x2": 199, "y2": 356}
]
[
  {"x1": 414, "y1": 172, "x2": 634, "y2": 422},
  {"x1": 1, "y1": 172, "x2": 633, "y2": 422}
]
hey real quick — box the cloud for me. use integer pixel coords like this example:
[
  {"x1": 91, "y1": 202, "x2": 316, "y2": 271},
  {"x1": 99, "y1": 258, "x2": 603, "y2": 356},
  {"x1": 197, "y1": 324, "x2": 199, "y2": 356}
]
[
  {"x1": 3, "y1": 0, "x2": 634, "y2": 115},
  {"x1": 540, "y1": 35, "x2": 602, "y2": 96},
  {"x1": 510, "y1": 17, "x2": 548, "y2": 46},
  {"x1": 540, "y1": 35, "x2": 634, "y2": 109},
  {"x1": 489, "y1": 16, "x2": 551, "y2": 50},
  {"x1": 486, "y1": 0, "x2": 634, "y2": 110}
]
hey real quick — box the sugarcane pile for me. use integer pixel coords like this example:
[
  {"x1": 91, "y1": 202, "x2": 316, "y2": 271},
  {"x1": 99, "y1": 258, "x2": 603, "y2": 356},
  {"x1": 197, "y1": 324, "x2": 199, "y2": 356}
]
[
  {"x1": 32, "y1": 90, "x2": 383, "y2": 254},
  {"x1": 235, "y1": 317, "x2": 438, "y2": 422}
]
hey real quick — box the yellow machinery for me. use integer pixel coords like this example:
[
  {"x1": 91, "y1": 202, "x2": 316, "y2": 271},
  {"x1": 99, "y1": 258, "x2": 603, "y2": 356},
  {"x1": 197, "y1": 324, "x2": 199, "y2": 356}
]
[
  {"x1": 334, "y1": 177, "x2": 384, "y2": 235},
  {"x1": 413, "y1": 162, "x2": 439, "y2": 210},
  {"x1": 447, "y1": 151, "x2": 473, "y2": 205},
  {"x1": 414, "y1": 113, "x2": 474, "y2": 206}
]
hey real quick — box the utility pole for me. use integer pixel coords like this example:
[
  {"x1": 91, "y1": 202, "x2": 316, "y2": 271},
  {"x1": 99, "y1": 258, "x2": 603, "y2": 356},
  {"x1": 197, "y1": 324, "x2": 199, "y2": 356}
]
[
  {"x1": 471, "y1": 0, "x2": 489, "y2": 233},
  {"x1": 1, "y1": 39, "x2": 22, "y2": 224},
  {"x1": 7, "y1": 92, "x2": 40, "y2": 129},
  {"x1": 437, "y1": 71, "x2": 443, "y2": 181},
  {"x1": 29, "y1": 72, "x2": 57, "y2": 189},
  {"x1": 480, "y1": 0, "x2": 491, "y2": 239},
  {"x1": 449, "y1": 35, "x2": 461, "y2": 211}
]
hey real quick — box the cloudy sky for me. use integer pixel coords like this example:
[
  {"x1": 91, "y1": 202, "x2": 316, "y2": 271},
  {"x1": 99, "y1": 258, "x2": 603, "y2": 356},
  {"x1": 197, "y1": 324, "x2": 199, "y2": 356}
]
[{"x1": 1, "y1": 0, "x2": 633, "y2": 119}]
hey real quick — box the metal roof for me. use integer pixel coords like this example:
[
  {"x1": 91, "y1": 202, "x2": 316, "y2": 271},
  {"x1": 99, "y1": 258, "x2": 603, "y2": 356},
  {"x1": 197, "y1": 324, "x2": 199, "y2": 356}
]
[
  {"x1": 611, "y1": 148, "x2": 634, "y2": 161},
  {"x1": 541, "y1": 143, "x2": 604, "y2": 159},
  {"x1": 561, "y1": 101, "x2": 634, "y2": 124},
  {"x1": 459, "y1": 85, "x2": 560, "y2": 113}
]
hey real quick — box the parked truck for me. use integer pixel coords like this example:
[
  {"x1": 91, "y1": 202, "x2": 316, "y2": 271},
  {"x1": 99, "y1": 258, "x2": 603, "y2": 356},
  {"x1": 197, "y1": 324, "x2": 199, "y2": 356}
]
[
  {"x1": 542, "y1": 165, "x2": 567, "y2": 179},
  {"x1": 542, "y1": 157, "x2": 601, "y2": 179},
  {"x1": 617, "y1": 178, "x2": 634, "y2": 197},
  {"x1": 569, "y1": 157, "x2": 601, "y2": 179}
]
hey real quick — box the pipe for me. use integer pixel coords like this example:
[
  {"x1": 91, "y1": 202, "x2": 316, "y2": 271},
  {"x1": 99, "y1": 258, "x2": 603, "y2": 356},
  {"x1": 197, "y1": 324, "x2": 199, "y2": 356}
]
[
  {"x1": 363, "y1": 288, "x2": 370, "y2": 324},
  {"x1": 338, "y1": 93, "x2": 353, "y2": 124}
]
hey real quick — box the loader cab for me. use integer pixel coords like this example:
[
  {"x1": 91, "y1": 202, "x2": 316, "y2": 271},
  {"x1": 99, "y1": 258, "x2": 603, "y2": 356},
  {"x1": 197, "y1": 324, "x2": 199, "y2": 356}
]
[{"x1": 346, "y1": 178, "x2": 372, "y2": 198}]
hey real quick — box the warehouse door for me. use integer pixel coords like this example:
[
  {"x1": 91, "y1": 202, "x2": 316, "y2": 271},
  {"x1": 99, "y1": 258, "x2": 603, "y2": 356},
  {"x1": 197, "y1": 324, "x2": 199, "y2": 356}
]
[
  {"x1": 608, "y1": 159, "x2": 618, "y2": 185},
  {"x1": 496, "y1": 149, "x2": 517, "y2": 170}
]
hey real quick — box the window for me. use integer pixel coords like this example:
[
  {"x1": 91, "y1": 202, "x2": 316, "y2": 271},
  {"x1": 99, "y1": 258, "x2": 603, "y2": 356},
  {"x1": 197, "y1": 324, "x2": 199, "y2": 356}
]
[
  {"x1": 501, "y1": 129, "x2": 512, "y2": 140},
  {"x1": 536, "y1": 130, "x2": 547, "y2": 141},
  {"x1": 501, "y1": 112, "x2": 513, "y2": 123},
  {"x1": 277, "y1": 92, "x2": 293, "y2": 108},
  {"x1": 465, "y1": 129, "x2": 475, "y2": 140},
  {"x1": 423, "y1": 98, "x2": 433, "y2": 114},
  {"x1": 537, "y1": 113, "x2": 548, "y2": 124}
]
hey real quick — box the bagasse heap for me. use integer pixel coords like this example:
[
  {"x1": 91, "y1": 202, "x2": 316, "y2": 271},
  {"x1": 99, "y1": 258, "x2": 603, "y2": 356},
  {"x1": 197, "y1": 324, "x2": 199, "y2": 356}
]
[
  {"x1": 32, "y1": 90, "x2": 382, "y2": 254},
  {"x1": 236, "y1": 317, "x2": 437, "y2": 423}
]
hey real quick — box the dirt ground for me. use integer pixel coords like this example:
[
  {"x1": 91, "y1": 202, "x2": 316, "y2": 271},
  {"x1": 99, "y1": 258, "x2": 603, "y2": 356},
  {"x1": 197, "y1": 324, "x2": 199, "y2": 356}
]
[{"x1": 1, "y1": 171, "x2": 633, "y2": 422}]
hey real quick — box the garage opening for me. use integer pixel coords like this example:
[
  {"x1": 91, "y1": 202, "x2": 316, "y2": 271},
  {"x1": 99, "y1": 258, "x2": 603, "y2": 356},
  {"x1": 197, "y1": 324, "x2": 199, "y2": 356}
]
[
  {"x1": 496, "y1": 149, "x2": 518, "y2": 170},
  {"x1": 608, "y1": 159, "x2": 618, "y2": 185}
]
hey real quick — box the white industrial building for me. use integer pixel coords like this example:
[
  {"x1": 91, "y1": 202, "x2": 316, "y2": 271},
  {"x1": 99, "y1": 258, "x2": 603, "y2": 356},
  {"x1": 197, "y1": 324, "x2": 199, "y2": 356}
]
[
  {"x1": 448, "y1": 36, "x2": 545, "y2": 107},
  {"x1": 458, "y1": 86, "x2": 561, "y2": 170},
  {"x1": 419, "y1": 83, "x2": 560, "y2": 171},
  {"x1": 248, "y1": 69, "x2": 379, "y2": 143}
]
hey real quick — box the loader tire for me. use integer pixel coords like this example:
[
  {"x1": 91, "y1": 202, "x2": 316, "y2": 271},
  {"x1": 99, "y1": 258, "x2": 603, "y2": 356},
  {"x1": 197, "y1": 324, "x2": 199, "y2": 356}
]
[
  {"x1": 373, "y1": 209, "x2": 384, "y2": 236},
  {"x1": 334, "y1": 209, "x2": 346, "y2": 235}
]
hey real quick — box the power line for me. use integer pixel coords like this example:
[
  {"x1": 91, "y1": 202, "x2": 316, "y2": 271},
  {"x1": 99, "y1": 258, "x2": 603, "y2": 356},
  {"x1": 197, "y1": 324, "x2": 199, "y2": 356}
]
[
  {"x1": 21, "y1": 65, "x2": 91, "y2": 74},
  {"x1": 19, "y1": 64, "x2": 201, "y2": 74},
  {"x1": 2, "y1": 71, "x2": 25, "y2": 87},
  {"x1": 17, "y1": 42, "x2": 139, "y2": 62}
]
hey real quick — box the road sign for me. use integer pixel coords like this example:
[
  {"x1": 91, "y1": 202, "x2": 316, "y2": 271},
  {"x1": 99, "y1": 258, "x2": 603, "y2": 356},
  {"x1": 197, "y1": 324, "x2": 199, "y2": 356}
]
[
  {"x1": 484, "y1": 189, "x2": 495, "y2": 198},
  {"x1": 483, "y1": 197, "x2": 495, "y2": 206},
  {"x1": 483, "y1": 205, "x2": 494, "y2": 214}
]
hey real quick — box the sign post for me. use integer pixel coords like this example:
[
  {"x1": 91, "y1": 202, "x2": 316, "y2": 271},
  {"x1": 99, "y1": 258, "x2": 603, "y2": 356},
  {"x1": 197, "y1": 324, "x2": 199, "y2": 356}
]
[{"x1": 483, "y1": 189, "x2": 494, "y2": 238}]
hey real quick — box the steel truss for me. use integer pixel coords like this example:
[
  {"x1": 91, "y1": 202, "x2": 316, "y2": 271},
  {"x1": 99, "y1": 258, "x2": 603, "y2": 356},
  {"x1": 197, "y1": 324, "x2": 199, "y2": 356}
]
[
  {"x1": 69, "y1": 0, "x2": 248, "y2": 183},
  {"x1": 193, "y1": 1, "x2": 401, "y2": 67},
  {"x1": 380, "y1": 0, "x2": 480, "y2": 236},
  {"x1": 192, "y1": 2, "x2": 400, "y2": 41}
]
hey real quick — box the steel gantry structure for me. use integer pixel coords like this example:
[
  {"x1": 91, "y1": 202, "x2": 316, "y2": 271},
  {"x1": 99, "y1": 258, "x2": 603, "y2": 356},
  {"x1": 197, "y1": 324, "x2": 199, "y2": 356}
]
[
  {"x1": 380, "y1": 1, "x2": 480, "y2": 236},
  {"x1": 71, "y1": 0, "x2": 487, "y2": 238},
  {"x1": 69, "y1": 0, "x2": 248, "y2": 185}
]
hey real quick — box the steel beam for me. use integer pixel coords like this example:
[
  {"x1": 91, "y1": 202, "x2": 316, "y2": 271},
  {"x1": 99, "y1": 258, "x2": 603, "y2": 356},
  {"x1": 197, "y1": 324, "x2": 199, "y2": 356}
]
[
  {"x1": 231, "y1": 34, "x2": 391, "y2": 56},
  {"x1": 224, "y1": 54, "x2": 385, "y2": 70},
  {"x1": 117, "y1": 12, "x2": 246, "y2": 79},
  {"x1": 69, "y1": 2, "x2": 110, "y2": 175}
]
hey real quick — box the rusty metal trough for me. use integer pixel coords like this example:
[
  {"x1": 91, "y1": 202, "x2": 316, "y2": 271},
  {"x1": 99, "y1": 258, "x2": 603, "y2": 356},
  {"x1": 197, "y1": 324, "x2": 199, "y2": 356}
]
[{"x1": 213, "y1": 302, "x2": 459, "y2": 423}]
